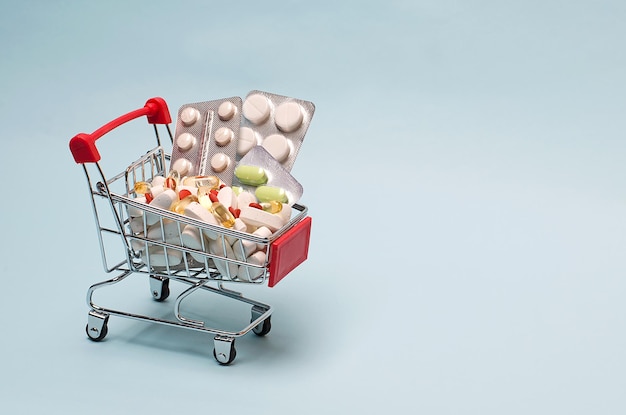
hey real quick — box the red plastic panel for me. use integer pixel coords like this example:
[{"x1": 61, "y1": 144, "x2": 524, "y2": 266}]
[{"x1": 268, "y1": 216, "x2": 312, "y2": 287}]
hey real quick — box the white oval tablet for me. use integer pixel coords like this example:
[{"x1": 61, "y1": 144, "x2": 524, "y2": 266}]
[
  {"x1": 176, "y1": 132, "x2": 196, "y2": 151},
  {"x1": 237, "y1": 251, "x2": 267, "y2": 282},
  {"x1": 181, "y1": 225, "x2": 210, "y2": 262},
  {"x1": 183, "y1": 202, "x2": 219, "y2": 240},
  {"x1": 208, "y1": 237, "x2": 239, "y2": 279},
  {"x1": 144, "y1": 246, "x2": 183, "y2": 267},
  {"x1": 242, "y1": 93, "x2": 271, "y2": 125},
  {"x1": 127, "y1": 195, "x2": 146, "y2": 217},
  {"x1": 262, "y1": 134, "x2": 291, "y2": 163},
  {"x1": 210, "y1": 153, "x2": 230, "y2": 173},
  {"x1": 217, "y1": 186, "x2": 237, "y2": 210},
  {"x1": 147, "y1": 219, "x2": 182, "y2": 241},
  {"x1": 226, "y1": 218, "x2": 248, "y2": 246},
  {"x1": 275, "y1": 101, "x2": 304, "y2": 133},
  {"x1": 149, "y1": 188, "x2": 177, "y2": 210},
  {"x1": 218, "y1": 101, "x2": 237, "y2": 121},
  {"x1": 252, "y1": 226, "x2": 273, "y2": 250},
  {"x1": 171, "y1": 158, "x2": 193, "y2": 176},
  {"x1": 129, "y1": 216, "x2": 146, "y2": 234},
  {"x1": 237, "y1": 127, "x2": 259, "y2": 156},
  {"x1": 239, "y1": 206, "x2": 283, "y2": 232},
  {"x1": 149, "y1": 184, "x2": 165, "y2": 198},
  {"x1": 214, "y1": 127, "x2": 233, "y2": 147},
  {"x1": 151, "y1": 176, "x2": 166, "y2": 187},
  {"x1": 180, "y1": 107, "x2": 200, "y2": 126},
  {"x1": 237, "y1": 191, "x2": 257, "y2": 209}
]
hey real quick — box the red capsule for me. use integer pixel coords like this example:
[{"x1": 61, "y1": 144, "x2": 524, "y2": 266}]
[
  {"x1": 179, "y1": 189, "x2": 192, "y2": 199},
  {"x1": 249, "y1": 202, "x2": 263, "y2": 210},
  {"x1": 145, "y1": 193, "x2": 154, "y2": 203},
  {"x1": 209, "y1": 192, "x2": 219, "y2": 203},
  {"x1": 164, "y1": 177, "x2": 177, "y2": 190},
  {"x1": 229, "y1": 206, "x2": 240, "y2": 218}
]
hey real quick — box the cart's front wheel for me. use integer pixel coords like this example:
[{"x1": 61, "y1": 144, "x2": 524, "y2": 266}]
[
  {"x1": 86, "y1": 322, "x2": 108, "y2": 342},
  {"x1": 213, "y1": 336, "x2": 236, "y2": 365}
]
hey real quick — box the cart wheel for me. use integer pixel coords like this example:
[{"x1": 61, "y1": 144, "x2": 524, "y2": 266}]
[
  {"x1": 150, "y1": 276, "x2": 170, "y2": 302},
  {"x1": 86, "y1": 322, "x2": 108, "y2": 342},
  {"x1": 252, "y1": 316, "x2": 272, "y2": 337},
  {"x1": 213, "y1": 336, "x2": 236, "y2": 365}
]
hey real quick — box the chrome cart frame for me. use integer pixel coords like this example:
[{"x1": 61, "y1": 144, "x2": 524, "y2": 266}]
[{"x1": 70, "y1": 98, "x2": 312, "y2": 365}]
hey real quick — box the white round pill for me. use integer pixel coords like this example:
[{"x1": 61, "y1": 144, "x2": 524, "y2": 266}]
[
  {"x1": 262, "y1": 134, "x2": 291, "y2": 162},
  {"x1": 176, "y1": 132, "x2": 196, "y2": 151},
  {"x1": 218, "y1": 101, "x2": 237, "y2": 121},
  {"x1": 275, "y1": 101, "x2": 304, "y2": 133},
  {"x1": 237, "y1": 127, "x2": 259, "y2": 156},
  {"x1": 214, "y1": 127, "x2": 233, "y2": 147},
  {"x1": 210, "y1": 153, "x2": 230, "y2": 173},
  {"x1": 242, "y1": 93, "x2": 271, "y2": 125},
  {"x1": 171, "y1": 158, "x2": 193, "y2": 176},
  {"x1": 180, "y1": 107, "x2": 200, "y2": 126}
]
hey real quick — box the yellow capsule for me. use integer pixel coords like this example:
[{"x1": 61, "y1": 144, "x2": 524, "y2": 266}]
[
  {"x1": 170, "y1": 195, "x2": 198, "y2": 214},
  {"x1": 195, "y1": 175, "x2": 220, "y2": 189},
  {"x1": 210, "y1": 202, "x2": 235, "y2": 228},
  {"x1": 198, "y1": 194, "x2": 213, "y2": 210},
  {"x1": 134, "y1": 181, "x2": 152, "y2": 195},
  {"x1": 261, "y1": 201, "x2": 283, "y2": 214}
]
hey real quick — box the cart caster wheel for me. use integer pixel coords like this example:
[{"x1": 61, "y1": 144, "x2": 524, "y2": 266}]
[
  {"x1": 86, "y1": 312, "x2": 109, "y2": 342},
  {"x1": 86, "y1": 323, "x2": 108, "y2": 341},
  {"x1": 213, "y1": 336, "x2": 236, "y2": 365},
  {"x1": 149, "y1": 276, "x2": 170, "y2": 302},
  {"x1": 252, "y1": 316, "x2": 272, "y2": 337}
]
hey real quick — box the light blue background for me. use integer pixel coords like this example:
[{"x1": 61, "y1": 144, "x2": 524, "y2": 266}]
[{"x1": 1, "y1": 0, "x2": 625, "y2": 413}]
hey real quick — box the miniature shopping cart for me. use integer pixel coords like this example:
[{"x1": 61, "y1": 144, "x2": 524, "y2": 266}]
[{"x1": 69, "y1": 97, "x2": 312, "y2": 365}]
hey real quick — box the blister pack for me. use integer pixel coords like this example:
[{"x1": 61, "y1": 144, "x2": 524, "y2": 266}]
[
  {"x1": 233, "y1": 145, "x2": 303, "y2": 206},
  {"x1": 238, "y1": 90, "x2": 315, "y2": 172},
  {"x1": 169, "y1": 97, "x2": 242, "y2": 183}
]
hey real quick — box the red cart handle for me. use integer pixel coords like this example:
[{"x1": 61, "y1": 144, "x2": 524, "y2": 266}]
[{"x1": 69, "y1": 97, "x2": 171, "y2": 164}]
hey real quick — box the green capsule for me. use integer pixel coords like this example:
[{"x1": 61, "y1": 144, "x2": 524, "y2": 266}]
[
  {"x1": 234, "y1": 165, "x2": 268, "y2": 186},
  {"x1": 255, "y1": 185, "x2": 288, "y2": 204}
]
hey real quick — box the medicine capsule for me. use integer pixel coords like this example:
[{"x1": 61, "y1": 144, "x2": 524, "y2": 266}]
[
  {"x1": 255, "y1": 185, "x2": 288, "y2": 204},
  {"x1": 210, "y1": 202, "x2": 236, "y2": 228},
  {"x1": 198, "y1": 194, "x2": 213, "y2": 210},
  {"x1": 170, "y1": 195, "x2": 198, "y2": 214},
  {"x1": 134, "y1": 181, "x2": 151, "y2": 195},
  {"x1": 165, "y1": 170, "x2": 179, "y2": 191},
  {"x1": 261, "y1": 201, "x2": 283, "y2": 214},
  {"x1": 185, "y1": 175, "x2": 220, "y2": 189},
  {"x1": 234, "y1": 165, "x2": 268, "y2": 186}
]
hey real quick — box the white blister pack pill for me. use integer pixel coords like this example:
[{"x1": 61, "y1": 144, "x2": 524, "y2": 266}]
[
  {"x1": 170, "y1": 97, "x2": 242, "y2": 183},
  {"x1": 239, "y1": 90, "x2": 315, "y2": 171}
]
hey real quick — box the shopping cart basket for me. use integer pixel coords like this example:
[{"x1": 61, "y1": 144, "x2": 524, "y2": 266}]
[{"x1": 69, "y1": 97, "x2": 312, "y2": 365}]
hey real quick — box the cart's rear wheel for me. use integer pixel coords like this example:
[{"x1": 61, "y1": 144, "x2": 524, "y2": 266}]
[
  {"x1": 150, "y1": 276, "x2": 170, "y2": 302},
  {"x1": 252, "y1": 316, "x2": 272, "y2": 337},
  {"x1": 86, "y1": 322, "x2": 108, "y2": 342}
]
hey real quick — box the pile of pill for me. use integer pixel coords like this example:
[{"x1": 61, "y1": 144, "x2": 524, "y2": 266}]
[
  {"x1": 128, "y1": 90, "x2": 314, "y2": 281},
  {"x1": 127, "y1": 170, "x2": 293, "y2": 281}
]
